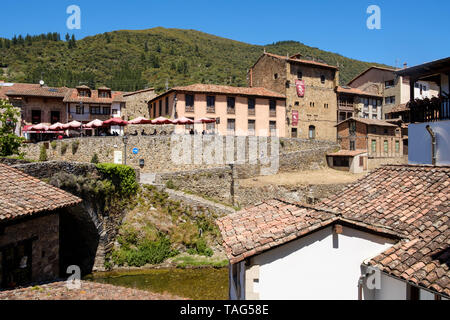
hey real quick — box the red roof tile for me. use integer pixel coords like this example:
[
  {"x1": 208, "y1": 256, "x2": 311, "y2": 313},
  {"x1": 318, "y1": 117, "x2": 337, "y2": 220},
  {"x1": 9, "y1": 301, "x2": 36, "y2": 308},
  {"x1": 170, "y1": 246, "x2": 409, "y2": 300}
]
[
  {"x1": 263, "y1": 52, "x2": 339, "y2": 70},
  {"x1": 6, "y1": 86, "x2": 70, "y2": 98},
  {"x1": 0, "y1": 83, "x2": 41, "y2": 99},
  {"x1": 336, "y1": 117, "x2": 399, "y2": 128},
  {"x1": 337, "y1": 86, "x2": 382, "y2": 97},
  {"x1": 0, "y1": 164, "x2": 82, "y2": 222}
]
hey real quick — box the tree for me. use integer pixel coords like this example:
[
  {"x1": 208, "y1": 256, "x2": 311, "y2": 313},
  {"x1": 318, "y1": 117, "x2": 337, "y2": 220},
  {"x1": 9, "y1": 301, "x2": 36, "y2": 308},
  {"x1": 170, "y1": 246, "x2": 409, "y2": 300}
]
[
  {"x1": 0, "y1": 100, "x2": 25, "y2": 157},
  {"x1": 65, "y1": 33, "x2": 70, "y2": 42}
]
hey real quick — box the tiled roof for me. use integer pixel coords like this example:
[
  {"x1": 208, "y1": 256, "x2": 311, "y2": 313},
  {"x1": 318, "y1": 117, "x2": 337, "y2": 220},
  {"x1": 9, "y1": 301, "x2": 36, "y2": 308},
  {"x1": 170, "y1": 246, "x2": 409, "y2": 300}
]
[
  {"x1": 217, "y1": 199, "x2": 338, "y2": 264},
  {"x1": 336, "y1": 86, "x2": 382, "y2": 97},
  {"x1": 263, "y1": 52, "x2": 339, "y2": 70},
  {"x1": 148, "y1": 84, "x2": 286, "y2": 104},
  {"x1": 0, "y1": 164, "x2": 82, "y2": 222},
  {"x1": 6, "y1": 86, "x2": 70, "y2": 98},
  {"x1": 347, "y1": 66, "x2": 397, "y2": 86},
  {"x1": 386, "y1": 104, "x2": 409, "y2": 114},
  {"x1": 327, "y1": 149, "x2": 368, "y2": 157},
  {"x1": 0, "y1": 83, "x2": 41, "y2": 99},
  {"x1": 63, "y1": 89, "x2": 126, "y2": 104},
  {"x1": 336, "y1": 117, "x2": 399, "y2": 128},
  {"x1": 218, "y1": 165, "x2": 450, "y2": 296},
  {"x1": 320, "y1": 165, "x2": 450, "y2": 296}
]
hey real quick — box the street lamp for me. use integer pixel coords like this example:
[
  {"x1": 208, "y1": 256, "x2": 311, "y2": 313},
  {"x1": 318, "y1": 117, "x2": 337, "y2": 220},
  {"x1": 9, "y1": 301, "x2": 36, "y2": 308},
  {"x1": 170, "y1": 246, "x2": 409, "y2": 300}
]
[{"x1": 123, "y1": 134, "x2": 128, "y2": 165}]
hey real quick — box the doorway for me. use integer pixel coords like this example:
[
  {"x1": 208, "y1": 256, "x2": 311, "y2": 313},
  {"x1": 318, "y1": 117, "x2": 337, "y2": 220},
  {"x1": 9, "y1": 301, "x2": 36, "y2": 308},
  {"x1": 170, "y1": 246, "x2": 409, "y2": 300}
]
[{"x1": 0, "y1": 240, "x2": 33, "y2": 289}]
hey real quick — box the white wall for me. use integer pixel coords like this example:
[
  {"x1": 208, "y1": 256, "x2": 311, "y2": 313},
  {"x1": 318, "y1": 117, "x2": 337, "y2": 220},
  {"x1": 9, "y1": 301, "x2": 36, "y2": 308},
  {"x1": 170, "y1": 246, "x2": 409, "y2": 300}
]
[
  {"x1": 368, "y1": 272, "x2": 406, "y2": 300},
  {"x1": 248, "y1": 226, "x2": 394, "y2": 300},
  {"x1": 409, "y1": 120, "x2": 450, "y2": 165}
]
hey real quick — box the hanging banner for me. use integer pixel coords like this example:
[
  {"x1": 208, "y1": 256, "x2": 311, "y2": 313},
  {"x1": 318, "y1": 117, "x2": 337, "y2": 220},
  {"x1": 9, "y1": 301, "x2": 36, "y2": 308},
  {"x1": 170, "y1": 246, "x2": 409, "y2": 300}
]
[
  {"x1": 292, "y1": 110, "x2": 299, "y2": 127},
  {"x1": 295, "y1": 79, "x2": 305, "y2": 97}
]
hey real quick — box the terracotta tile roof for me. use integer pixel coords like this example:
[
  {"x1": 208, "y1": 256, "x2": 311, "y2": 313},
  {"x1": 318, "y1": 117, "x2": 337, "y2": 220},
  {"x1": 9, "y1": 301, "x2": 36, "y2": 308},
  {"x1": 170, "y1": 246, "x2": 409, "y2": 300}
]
[
  {"x1": 319, "y1": 165, "x2": 450, "y2": 296},
  {"x1": 263, "y1": 52, "x2": 339, "y2": 70},
  {"x1": 0, "y1": 164, "x2": 82, "y2": 222},
  {"x1": 218, "y1": 165, "x2": 450, "y2": 296},
  {"x1": 217, "y1": 199, "x2": 338, "y2": 264},
  {"x1": 337, "y1": 86, "x2": 382, "y2": 97},
  {"x1": 327, "y1": 149, "x2": 368, "y2": 157},
  {"x1": 6, "y1": 86, "x2": 70, "y2": 99},
  {"x1": 386, "y1": 103, "x2": 409, "y2": 114},
  {"x1": 148, "y1": 84, "x2": 286, "y2": 104},
  {"x1": 347, "y1": 66, "x2": 397, "y2": 86},
  {"x1": 63, "y1": 89, "x2": 126, "y2": 104},
  {"x1": 0, "y1": 83, "x2": 45, "y2": 99},
  {"x1": 336, "y1": 117, "x2": 399, "y2": 128}
]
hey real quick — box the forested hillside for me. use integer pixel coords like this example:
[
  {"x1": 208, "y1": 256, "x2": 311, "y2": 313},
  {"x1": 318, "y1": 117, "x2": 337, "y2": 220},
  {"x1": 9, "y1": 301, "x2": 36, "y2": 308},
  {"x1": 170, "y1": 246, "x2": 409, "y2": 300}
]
[{"x1": 0, "y1": 27, "x2": 390, "y2": 93}]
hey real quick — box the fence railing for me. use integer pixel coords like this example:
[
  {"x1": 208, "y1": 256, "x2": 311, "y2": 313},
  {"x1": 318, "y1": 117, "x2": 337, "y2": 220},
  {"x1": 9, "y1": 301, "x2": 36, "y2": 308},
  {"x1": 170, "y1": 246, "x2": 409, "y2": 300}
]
[{"x1": 410, "y1": 97, "x2": 450, "y2": 123}]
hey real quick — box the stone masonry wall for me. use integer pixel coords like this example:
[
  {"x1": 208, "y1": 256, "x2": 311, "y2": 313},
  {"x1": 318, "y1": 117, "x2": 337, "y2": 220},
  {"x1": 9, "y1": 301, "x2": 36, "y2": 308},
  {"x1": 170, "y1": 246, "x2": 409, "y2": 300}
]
[{"x1": 0, "y1": 213, "x2": 60, "y2": 284}]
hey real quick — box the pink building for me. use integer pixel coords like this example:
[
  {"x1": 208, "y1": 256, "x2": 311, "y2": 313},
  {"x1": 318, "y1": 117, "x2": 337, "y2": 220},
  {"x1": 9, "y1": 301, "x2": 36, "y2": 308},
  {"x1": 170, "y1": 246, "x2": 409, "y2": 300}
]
[{"x1": 147, "y1": 84, "x2": 287, "y2": 137}]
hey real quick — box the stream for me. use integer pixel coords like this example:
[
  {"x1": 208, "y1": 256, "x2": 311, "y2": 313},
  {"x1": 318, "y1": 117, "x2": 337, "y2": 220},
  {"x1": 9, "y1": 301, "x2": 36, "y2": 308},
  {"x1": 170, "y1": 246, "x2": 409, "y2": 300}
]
[{"x1": 85, "y1": 267, "x2": 229, "y2": 300}]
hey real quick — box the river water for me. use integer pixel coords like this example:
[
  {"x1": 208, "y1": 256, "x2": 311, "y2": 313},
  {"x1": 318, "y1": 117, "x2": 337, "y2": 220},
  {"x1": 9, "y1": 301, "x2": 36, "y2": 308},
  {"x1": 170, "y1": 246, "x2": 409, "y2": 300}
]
[{"x1": 85, "y1": 268, "x2": 229, "y2": 300}]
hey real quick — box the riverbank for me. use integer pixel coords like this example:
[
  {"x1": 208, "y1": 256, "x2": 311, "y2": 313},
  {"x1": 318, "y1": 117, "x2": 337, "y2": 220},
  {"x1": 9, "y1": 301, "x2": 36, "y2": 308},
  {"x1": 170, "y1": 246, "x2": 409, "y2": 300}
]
[{"x1": 0, "y1": 280, "x2": 184, "y2": 300}]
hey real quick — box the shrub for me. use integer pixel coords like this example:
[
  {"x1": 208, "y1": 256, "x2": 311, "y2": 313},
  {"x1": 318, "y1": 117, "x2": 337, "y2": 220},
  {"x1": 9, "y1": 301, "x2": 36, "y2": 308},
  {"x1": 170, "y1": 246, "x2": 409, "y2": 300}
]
[
  {"x1": 165, "y1": 179, "x2": 176, "y2": 190},
  {"x1": 90, "y1": 153, "x2": 99, "y2": 164},
  {"x1": 71, "y1": 140, "x2": 80, "y2": 154},
  {"x1": 96, "y1": 163, "x2": 139, "y2": 197},
  {"x1": 50, "y1": 141, "x2": 57, "y2": 150},
  {"x1": 39, "y1": 145, "x2": 48, "y2": 162},
  {"x1": 61, "y1": 143, "x2": 68, "y2": 155}
]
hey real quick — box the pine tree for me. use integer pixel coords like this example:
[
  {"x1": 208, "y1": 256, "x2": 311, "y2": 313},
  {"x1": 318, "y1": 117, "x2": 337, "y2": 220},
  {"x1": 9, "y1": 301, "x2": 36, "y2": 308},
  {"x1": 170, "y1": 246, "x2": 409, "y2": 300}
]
[
  {"x1": 0, "y1": 40, "x2": 3, "y2": 49},
  {"x1": 65, "y1": 33, "x2": 70, "y2": 42},
  {"x1": 144, "y1": 41, "x2": 149, "y2": 52},
  {"x1": 12, "y1": 35, "x2": 18, "y2": 45}
]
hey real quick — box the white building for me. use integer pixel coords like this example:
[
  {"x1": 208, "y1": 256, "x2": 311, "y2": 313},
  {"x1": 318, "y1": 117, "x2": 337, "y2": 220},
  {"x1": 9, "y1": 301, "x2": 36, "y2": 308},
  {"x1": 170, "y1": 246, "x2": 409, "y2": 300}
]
[{"x1": 218, "y1": 165, "x2": 450, "y2": 300}]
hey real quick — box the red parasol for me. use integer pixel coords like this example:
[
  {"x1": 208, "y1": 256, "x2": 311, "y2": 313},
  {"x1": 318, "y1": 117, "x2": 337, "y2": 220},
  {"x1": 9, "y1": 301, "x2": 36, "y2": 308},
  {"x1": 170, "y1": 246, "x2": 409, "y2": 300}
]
[
  {"x1": 128, "y1": 116, "x2": 152, "y2": 125},
  {"x1": 103, "y1": 118, "x2": 128, "y2": 126},
  {"x1": 151, "y1": 117, "x2": 174, "y2": 125},
  {"x1": 172, "y1": 117, "x2": 194, "y2": 125}
]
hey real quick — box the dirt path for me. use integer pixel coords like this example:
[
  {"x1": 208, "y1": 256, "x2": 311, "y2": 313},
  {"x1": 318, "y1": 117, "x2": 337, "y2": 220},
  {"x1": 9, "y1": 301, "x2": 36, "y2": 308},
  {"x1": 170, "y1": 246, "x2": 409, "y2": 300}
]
[{"x1": 239, "y1": 168, "x2": 366, "y2": 187}]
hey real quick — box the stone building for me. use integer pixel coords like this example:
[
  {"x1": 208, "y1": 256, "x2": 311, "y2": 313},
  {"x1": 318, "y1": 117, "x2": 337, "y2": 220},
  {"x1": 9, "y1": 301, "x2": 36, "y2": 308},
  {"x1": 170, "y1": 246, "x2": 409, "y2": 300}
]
[
  {"x1": 147, "y1": 84, "x2": 286, "y2": 137},
  {"x1": 0, "y1": 164, "x2": 81, "y2": 289},
  {"x1": 121, "y1": 88, "x2": 156, "y2": 120},
  {"x1": 336, "y1": 117, "x2": 403, "y2": 159},
  {"x1": 248, "y1": 52, "x2": 339, "y2": 141}
]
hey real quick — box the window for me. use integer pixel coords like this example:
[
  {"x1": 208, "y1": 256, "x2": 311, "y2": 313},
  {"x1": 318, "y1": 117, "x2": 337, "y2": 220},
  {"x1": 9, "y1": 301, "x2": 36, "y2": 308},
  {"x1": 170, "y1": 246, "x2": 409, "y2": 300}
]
[
  {"x1": 371, "y1": 140, "x2": 377, "y2": 153},
  {"x1": 371, "y1": 126, "x2": 377, "y2": 134},
  {"x1": 349, "y1": 121, "x2": 356, "y2": 134},
  {"x1": 227, "y1": 97, "x2": 236, "y2": 114},
  {"x1": 295, "y1": 101, "x2": 300, "y2": 106},
  {"x1": 274, "y1": 73, "x2": 278, "y2": 80},
  {"x1": 76, "y1": 105, "x2": 84, "y2": 115},
  {"x1": 350, "y1": 141, "x2": 355, "y2": 151},
  {"x1": 385, "y1": 96, "x2": 396, "y2": 105},
  {"x1": 185, "y1": 94, "x2": 194, "y2": 109},
  {"x1": 359, "y1": 156, "x2": 364, "y2": 167},
  {"x1": 291, "y1": 128, "x2": 298, "y2": 138},
  {"x1": 269, "y1": 99, "x2": 276, "y2": 117},
  {"x1": 248, "y1": 98, "x2": 255, "y2": 115},
  {"x1": 227, "y1": 119, "x2": 235, "y2": 135},
  {"x1": 385, "y1": 80, "x2": 395, "y2": 88},
  {"x1": 50, "y1": 111, "x2": 60, "y2": 124},
  {"x1": 207, "y1": 96, "x2": 215, "y2": 113},
  {"x1": 31, "y1": 110, "x2": 41, "y2": 124},
  {"x1": 248, "y1": 120, "x2": 255, "y2": 136},
  {"x1": 324, "y1": 103, "x2": 329, "y2": 109},
  {"x1": 270, "y1": 121, "x2": 277, "y2": 136},
  {"x1": 165, "y1": 96, "x2": 169, "y2": 115},
  {"x1": 159, "y1": 100, "x2": 163, "y2": 115},
  {"x1": 78, "y1": 90, "x2": 90, "y2": 97},
  {"x1": 90, "y1": 106, "x2": 102, "y2": 115},
  {"x1": 0, "y1": 240, "x2": 33, "y2": 289},
  {"x1": 395, "y1": 140, "x2": 400, "y2": 153},
  {"x1": 384, "y1": 140, "x2": 389, "y2": 153},
  {"x1": 320, "y1": 75, "x2": 325, "y2": 84},
  {"x1": 112, "y1": 109, "x2": 118, "y2": 115},
  {"x1": 98, "y1": 90, "x2": 111, "y2": 98},
  {"x1": 297, "y1": 71, "x2": 303, "y2": 79},
  {"x1": 310, "y1": 102, "x2": 315, "y2": 108},
  {"x1": 372, "y1": 114, "x2": 378, "y2": 119},
  {"x1": 309, "y1": 125, "x2": 316, "y2": 139},
  {"x1": 103, "y1": 107, "x2": 111, "y2": 115}
]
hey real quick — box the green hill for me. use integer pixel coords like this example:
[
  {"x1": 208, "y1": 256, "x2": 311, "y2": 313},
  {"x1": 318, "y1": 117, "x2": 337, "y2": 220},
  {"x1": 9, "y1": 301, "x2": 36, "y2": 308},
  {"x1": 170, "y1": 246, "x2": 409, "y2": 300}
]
[{"x1": 0, "y1": 27, "x2": 390, "y2": 93}]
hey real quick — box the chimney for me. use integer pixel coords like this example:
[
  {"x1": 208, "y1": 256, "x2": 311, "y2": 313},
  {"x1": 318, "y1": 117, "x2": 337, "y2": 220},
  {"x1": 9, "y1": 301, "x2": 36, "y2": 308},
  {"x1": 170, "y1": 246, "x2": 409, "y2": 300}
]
[{"x1": 403, "y1": 62, "x2": 408, "y2": 69}]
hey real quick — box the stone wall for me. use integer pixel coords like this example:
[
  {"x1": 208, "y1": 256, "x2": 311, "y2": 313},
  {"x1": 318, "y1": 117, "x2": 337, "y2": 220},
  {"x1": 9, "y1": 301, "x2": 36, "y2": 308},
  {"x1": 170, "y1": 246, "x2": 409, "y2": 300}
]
[
  {"x1": 21, "y1": 135, "x2": 338, "y2": 175},
  {"x1": 0, "y1": 213, "x2": 60, "y2": 285},
  {"x1": 122, "y1": 89, "x2": 156, "y2": 120},
  {"x1": 0, "y1": 157, "x2": 32, "y2": 166},
  {"x1": 368, "y1": 156, "x2": 408, "y2": 170},
  {"x1": 12, "y1": 161, "x2": 98, "y2": 180}
]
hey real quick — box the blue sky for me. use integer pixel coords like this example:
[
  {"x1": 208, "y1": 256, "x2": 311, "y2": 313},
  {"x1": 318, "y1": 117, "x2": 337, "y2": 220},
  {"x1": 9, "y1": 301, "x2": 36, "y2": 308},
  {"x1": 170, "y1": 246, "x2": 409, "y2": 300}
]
[{"x1": 1, "y1": 0, "x2": 449, "y2": 67}]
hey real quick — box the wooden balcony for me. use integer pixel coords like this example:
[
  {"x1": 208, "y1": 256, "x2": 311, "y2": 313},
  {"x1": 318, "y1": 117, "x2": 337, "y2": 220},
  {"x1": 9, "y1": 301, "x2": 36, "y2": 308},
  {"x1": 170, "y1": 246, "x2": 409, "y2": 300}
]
[
  {"x1": 248, "y1": 109, "x2": 255, "y2": 116},
  {"x1": 207, "y1": 107, "x2": 215, "y2": 114},
  {"x1": 185, "y1": 106, "x2": 195, "y2": 113},
  {"x1": 227, "y1": 108, "x2": 235, "y2": 115},
  {"x1": 410, "y1": 97, "x2": 450, "y2": 123},
  {"x1": 269, "y1": 110, "x2": 277, "y2": 117}
]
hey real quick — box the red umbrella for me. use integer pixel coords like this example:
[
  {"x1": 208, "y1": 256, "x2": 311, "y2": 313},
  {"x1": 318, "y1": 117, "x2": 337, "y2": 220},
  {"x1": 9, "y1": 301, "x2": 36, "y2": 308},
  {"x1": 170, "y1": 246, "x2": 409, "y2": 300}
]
[
  {"x1": 62, "y1": 121, "x2": 83, "y2": 129},
  {"x1": 151, "y1": 117, "x2": 173, "y2": 125},
  {"x1": 103, "y1": 118, "x2": 128, "y2": 126},
  {"x1": 84, "y1": 119, "x2": 104, "y2": 128},
  {"x1": 194, "y1": 118, "x2": 216, "y2": 124},
  {"x1": 128, "y1": 116, "x2": 152, "y2": 125},
  {"x1": 172, "y1": 117, "x2": 194, "y2": 125}
]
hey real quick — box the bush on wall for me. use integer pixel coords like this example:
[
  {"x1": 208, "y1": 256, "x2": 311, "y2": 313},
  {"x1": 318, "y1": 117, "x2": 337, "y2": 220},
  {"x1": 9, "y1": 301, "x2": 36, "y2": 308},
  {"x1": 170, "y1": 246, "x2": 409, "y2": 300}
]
[
  {"x1": 39, "y1": 144, "x2": 48, "y2": 162},
  {"x1": 96, "y1": 163, "x2": 139, "y2": 198}
]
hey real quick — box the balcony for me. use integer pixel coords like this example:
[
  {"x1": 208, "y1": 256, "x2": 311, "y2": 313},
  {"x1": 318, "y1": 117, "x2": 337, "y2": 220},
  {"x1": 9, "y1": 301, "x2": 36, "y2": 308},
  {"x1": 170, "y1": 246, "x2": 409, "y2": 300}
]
[
  {"x1": 338, "y1": 101, "x2": 355, "y2": 112},
  {"x1": 269, "y1": 110, "x2": 277, "y2": 117},
  {"x1": 207, "y1": 106, "x2": 215, "y2": 114},
  {"x1": 185, "y1": 106, "x2": 195, "y2": 113},
  {"x1": 227, "y1": 107, "x2": 235, "y2": 115},
  {"x1": 248, "y1": 109, "x2": 255, "y2": 116},
  {"x1": 410, "y1": 97, "x2": 450, "y2": 123}
]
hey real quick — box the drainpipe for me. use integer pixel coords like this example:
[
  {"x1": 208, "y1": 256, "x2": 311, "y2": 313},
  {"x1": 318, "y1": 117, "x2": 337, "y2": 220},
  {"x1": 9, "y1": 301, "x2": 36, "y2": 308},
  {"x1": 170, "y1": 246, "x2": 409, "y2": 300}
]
[
  {"x1": 358, "y1": 274, "x2": 367, "y2": 300},
  {"x1": 426, "y1": 125, "x2": 437, "y2": 166}
]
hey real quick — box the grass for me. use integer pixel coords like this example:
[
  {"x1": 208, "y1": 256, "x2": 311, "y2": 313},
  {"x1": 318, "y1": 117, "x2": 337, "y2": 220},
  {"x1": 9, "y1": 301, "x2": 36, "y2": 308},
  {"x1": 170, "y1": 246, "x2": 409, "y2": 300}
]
[{"x1": 172, "y1": 255, "x2": 229, "y2": 269}]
